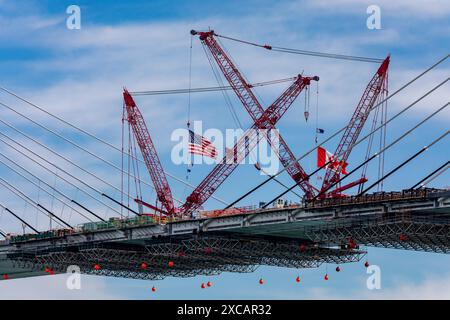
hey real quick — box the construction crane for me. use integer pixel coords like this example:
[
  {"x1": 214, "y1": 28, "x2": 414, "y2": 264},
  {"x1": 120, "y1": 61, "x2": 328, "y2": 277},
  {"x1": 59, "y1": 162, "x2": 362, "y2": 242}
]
[
  {"x1": 123, "y1": 30, "x2": 387, "y2": 216},
  {"x1": 190, "y1": 30, "x2": 318, "y2": 198},
  {"x1": 124, "y1": 75, "x2": 314, "y2": 216},
  {"x1": 123, "y1": 90, "x2": 175, "y2": 215},
  {"x1": 180, "y1": 74, "x2": 318, "y2": 215},
  {"x1": 320, "y1": 55, "x2": 390, "y2": 197}
]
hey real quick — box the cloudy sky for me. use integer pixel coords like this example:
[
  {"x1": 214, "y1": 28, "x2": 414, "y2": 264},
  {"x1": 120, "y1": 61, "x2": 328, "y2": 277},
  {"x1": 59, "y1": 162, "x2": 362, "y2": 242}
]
[{"x1": 0, "y1": 0, "x2": 449, "y2": 299}]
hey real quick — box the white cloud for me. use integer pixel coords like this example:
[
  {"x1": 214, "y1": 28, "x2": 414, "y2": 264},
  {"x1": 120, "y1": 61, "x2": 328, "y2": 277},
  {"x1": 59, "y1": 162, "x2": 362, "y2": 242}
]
[
  {"x1": 309, "y1": 0, "x2": 450, "y2": 17},
  {"x1": 307, "y1": 273, "x2": 450, "y2": 300},
  {"x1": 0, "y1": 274, "x2": 128, "y2": 299}
]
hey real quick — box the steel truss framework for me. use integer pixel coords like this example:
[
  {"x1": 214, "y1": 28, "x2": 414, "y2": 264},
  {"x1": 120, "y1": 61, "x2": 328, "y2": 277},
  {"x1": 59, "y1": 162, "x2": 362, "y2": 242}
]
[
  {"x1": 305, "y1": 213, "x2": 450, "y2": 253},
  {"x1": 8, "y1": 237, "x2": 364, "y2": 280}
]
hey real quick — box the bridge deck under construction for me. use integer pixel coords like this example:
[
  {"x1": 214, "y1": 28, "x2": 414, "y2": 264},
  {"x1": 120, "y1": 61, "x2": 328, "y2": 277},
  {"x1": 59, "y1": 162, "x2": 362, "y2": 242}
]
[{"x1": 1, "y1": 188, "x2": 449, "y2": 280}]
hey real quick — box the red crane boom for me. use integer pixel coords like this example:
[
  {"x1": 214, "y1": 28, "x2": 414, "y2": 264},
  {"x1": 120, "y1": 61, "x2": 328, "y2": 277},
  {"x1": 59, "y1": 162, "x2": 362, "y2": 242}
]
[
  {"x1": 321, "y1": 55, "x2": 390, "y2": 195},
  {"x1": 123, "y1": 90, "x2": 175, "y2": 214},
  {"x1": 181, "y1": 75, "x2": 317, "y2": 214},
  {"x1": 191, "y1": 30, "x2": 318, "y2": 198}
]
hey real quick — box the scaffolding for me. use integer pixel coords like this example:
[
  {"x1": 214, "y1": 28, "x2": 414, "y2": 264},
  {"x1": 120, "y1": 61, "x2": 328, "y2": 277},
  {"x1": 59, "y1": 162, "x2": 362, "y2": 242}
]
[
  {"x1": 8, "y1": 237, "x2": 365, "y2": 280},
  {"x1": 305, "y1": 213, "x2": 450, "y2": 253}
]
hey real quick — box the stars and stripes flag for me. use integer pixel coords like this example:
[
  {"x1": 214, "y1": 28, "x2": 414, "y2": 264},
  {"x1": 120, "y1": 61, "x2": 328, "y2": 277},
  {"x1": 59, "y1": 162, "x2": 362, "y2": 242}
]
[
  {"x1": 188, "y1": 130, "x2": 218, "y2": 159},
  {"x1": 317, "y1": 146, "x2": 348, "y2": 174}
]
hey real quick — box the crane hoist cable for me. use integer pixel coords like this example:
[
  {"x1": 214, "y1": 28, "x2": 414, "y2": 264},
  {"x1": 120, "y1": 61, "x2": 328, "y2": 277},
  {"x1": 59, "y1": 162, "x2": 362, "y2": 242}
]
[
  {"x1": 187, "y1": 34, "x2": 193, "y2": 128},
  {"x1": 129, "y1": 77, "x2": 296, "y2": 96},
  {"x1": 358, "y1": 80, "x2": 388, "y2": 193},
  {"x1": 213, "y1": 32, "x2": 384, "y2": 63},
  {"x1": 200, "y1": 39, "x2": 303, "y2": 198},
  {"x1": 121, "y1": 102, "x2": 126, "y2": 216}
]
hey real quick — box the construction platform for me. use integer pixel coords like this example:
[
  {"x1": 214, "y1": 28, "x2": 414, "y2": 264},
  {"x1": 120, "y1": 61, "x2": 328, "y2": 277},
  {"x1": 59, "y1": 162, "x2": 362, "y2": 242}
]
[{"x1": 1, "y1": 188, "x2": 449, "y2": 280}]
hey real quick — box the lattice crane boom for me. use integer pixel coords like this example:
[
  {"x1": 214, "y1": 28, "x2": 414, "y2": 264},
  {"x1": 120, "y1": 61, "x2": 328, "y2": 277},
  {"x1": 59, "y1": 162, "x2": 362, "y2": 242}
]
[
  {"x1": 123, "y1": 90, "x2": 175, "y2": 214},
  {"x1": 321, "y1": 55, "x2": 390, "y2": 194},
  {"x1": 191, "y1": 30, "x2": 318, "y2": 197},
  {"x1": 181, "y1": 75, "x2": 317, "y2": 214}
]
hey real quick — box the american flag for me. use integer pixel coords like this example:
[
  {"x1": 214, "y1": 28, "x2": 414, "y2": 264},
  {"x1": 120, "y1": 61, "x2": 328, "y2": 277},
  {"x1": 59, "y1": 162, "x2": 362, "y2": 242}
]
[{"x1": 188, "y1": 130, "x2": 217, "y2": 159}]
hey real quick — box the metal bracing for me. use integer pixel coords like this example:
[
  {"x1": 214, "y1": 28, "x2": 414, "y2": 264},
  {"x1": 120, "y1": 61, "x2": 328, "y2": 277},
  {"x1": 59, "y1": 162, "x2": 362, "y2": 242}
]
[
  {"x1": 7, "y1": 237, "x2": 364, "y2": 280},
  {"x1": 305, "y1": 213, "x2": 450, "y2": 253}
]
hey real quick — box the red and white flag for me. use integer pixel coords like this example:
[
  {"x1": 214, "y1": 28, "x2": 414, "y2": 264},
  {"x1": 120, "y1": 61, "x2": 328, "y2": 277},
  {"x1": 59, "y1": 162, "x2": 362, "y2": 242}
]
[
  {"x1": 317, "y1": 146, "x2": 348, "y2": 174},
  {"x1": 188, "y1": 130, "x2": 217, "y2": 159}
]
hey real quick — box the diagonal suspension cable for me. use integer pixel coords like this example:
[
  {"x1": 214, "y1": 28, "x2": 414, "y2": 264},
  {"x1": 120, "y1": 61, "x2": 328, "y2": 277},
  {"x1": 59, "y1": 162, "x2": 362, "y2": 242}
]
[
  {"x1": 130, "y1": 77, "x2": 296, "y2": 96},
  {"x1": 201, "y1": 40, "x2": 303, "y2": 198},
  {"x1": 312, "y1": 102, "x2": 449, "y2": 200},
  {"x1": 0, "y1": 101, "x2": 186, "y2": 209},
  {"x1": 415, "y1": 162, "x2": 449, "y2": 189},
  {"x1": 224, "y1": 55, "x2": 449, "y2": 207},
  {"x1": 225, "y1": 71, "x2": 450, "y2": 209},
  {"x1": 214, "y1": 32, "x2": 384, "y2": 63},
  {"x1": 358, "y1": 130, "x2": 449, "y2": 196},
  {"x1": 0, "y1": 178, "x2": 67, "y2": 229},
  {"x1": 263, "y1": 102, "x2": 449, "y2": 207},
  {"x1": 0, "y1": 205, "x2": 40, "y2": 234},
  {"x1": 0, "y1": 133, "x2": 124, "y2": 218},
  {"x1": 0, "y1": 117, "x2": 184, "y2": 207},
  {"x1": 410, "y1": 160, "x2": 449, "y2": 190},
  {"x1": 0, "y1": 154, "x2": 97, "y2": 222},
  {"x1": 0, "y1": 87, "x2": 229, "y2": 206}
]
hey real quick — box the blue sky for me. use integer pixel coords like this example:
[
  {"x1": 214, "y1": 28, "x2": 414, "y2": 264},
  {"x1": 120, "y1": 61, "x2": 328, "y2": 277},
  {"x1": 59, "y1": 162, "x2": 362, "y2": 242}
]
[{"x1": 0, "y1": 0, "x2": 449, "y2": 299}]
